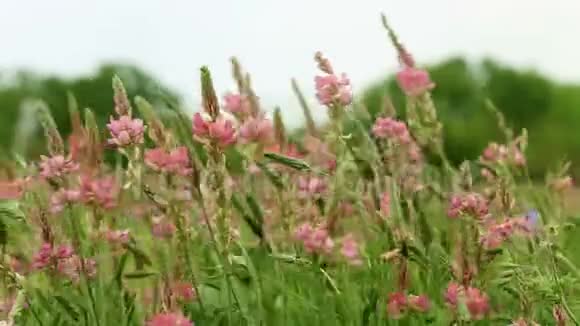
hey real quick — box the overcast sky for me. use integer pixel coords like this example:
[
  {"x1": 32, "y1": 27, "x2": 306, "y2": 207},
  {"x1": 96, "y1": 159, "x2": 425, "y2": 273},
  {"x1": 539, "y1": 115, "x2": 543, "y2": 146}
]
[{"x1": 2, "y1": 0, "x2": 579, "y2": 126}]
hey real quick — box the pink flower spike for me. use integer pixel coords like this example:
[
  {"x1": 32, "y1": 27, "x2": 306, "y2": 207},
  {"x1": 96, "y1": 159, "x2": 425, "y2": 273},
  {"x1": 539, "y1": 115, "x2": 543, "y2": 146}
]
[
  {"x1": 173, "y1": 281, "x2": 197, "y2": 302},
  {"x1": 408, "y1": 294, "x2": 431, "y2": 313},
  {"x1": 386, "y1": 292, "x2": 407, "y2": 319},
  {"x1": 444, "y1": 282, "x2": 461, "y2": 308},
  {"x1": 315, "y1": 74, "x2": 352, "y2": 107},
  {"x1": 50, "y1": 189, "x2": 81, "y2": 213},
  {"x1": 396, "y1": 67, "x2": 435, "y2": 97},
  {"x1": 105, "y1": 229, "x2": 131, "y2": 245},
  {"x1": 107, "y1": 116, "x2": 145, "y2": 147},
  {"x1": 144, "y1": 148, "x2": 169, "y2": 172},
  {"x1": 167, "y1": 147, "x2": 192, "y2": 176},
  {"x1": 465, "y1": 287, "x2": 490, "y2": 320},
  {"x1": 39, "y1": 155, "x2": 79, "y2": 179},
  {"x1": 147, "y1": 312, "x2": 193, "y2": 326},
  {"x1": 239, "y1": 116, "x2": 274, "y2": 145},
  {"x1": 80, "y1": 175, "x2": 118, "y2": 209},
  {"x1": 223, "y1": 93, "x2": 251, "y2": 115},
  {"x1": 207, "y1": 118, "x2": 237, "y2": 148},
  {"x1": 341, "y1": 234, "x2": 362, "y2": 266}
]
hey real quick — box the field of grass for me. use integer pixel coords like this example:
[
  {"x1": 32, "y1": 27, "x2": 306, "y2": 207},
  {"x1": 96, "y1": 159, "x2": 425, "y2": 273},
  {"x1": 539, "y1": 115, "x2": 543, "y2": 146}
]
[{"x1": 0, "y1": 15, "x2": 579, "y2": 326}]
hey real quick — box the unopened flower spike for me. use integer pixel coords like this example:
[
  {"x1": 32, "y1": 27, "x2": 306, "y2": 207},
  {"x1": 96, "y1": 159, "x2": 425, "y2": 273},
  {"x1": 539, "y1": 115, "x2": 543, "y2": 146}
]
[
  {"x1": 37, "y1": 102, "x2": 64, "y2": 156},
  {"x1": 200, "y1": 66, "x2": 220, "y2": 121},
  {"x1": 113, "y1": 75, "x2": 132, "y2": 116},
  {"x1": 230, "y1": 57, "x2": 246, "y2": 94},
  {"x1": 381, "y1": 13, "x2": 415, "y2": 68},
  {"x1": 273, "y1": 107, "x2": 287, "y2": 147}
]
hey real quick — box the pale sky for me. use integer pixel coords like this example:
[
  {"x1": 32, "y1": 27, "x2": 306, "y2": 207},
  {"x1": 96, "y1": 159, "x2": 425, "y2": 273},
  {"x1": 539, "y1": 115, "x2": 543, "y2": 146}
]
[{"x1": 1, "y1": 0, "x2": 579, "y2": 126}]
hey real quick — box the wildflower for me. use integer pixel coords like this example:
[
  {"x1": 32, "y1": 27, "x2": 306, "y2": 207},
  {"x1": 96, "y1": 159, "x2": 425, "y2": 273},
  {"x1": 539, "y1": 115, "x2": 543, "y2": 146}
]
[
  {"x1": 32, "y1": 243, "x2": 55, "y2": 270},
  {"x1": 145, "y1": 147, "x2": 192, "y2": 176},
  {"x1": 172, "y1": 281, "x2": 197, "y2": 302},
  {"x1": 480, "y1": 142, "x2": 525, "y2": 167},
  {"x1": 293, "y1": 222, "x2": 313, "y2": 241},
  {"x1": 297, "y1": 176, "x2": 327, "y2": 199},
  {"x1": 107, "y1": 115, "x2": 145, "y2": 147},
  {"x1": 315, "y1": 74, "x2": 352, "y2": 107},
  {"x1": 152, "y1": 217, "x2": 176, "y2": 239},
  {"x1": 223, "y1": 93, "x2": 251, "y2": 116},
  {"x1": 192, "y1": 113, "x2": 237, "y2": 148},
  {"x1": 57, "y1": 256, "x2": 97, "y2": 282},
  {"x1": 380, "y1": 192, "x2": 390, "y2": 216},
  {"x1": 444, "y1": 282, "x2": 461, "y2": 307},
  {"x1": 372, "y1": 117, "x2": 411, "y2": 143},
  {"x1": 239, "y1": 116, "x2": 274, "y2": 144},
  {"x1": 447, "y1": 192, "x2": 489, "y2": 219},
  {"x1": 49, "y1": 189, "x2": 81, "y2": 213},
  {"x1": 39, "y1": 155, "x2": 79, "y2": 179},
  {"x1": 396, "y1": 67, "x2": 435, "y2": 97},
  {"x1": 147, "y1": 312, "x2": 193, "y2": 326},
  {"x1": 105, "y1": 229, "x2": 131, "y2": 245},
  {"x1": 386, "y1": 292, "x2": 407, "y2": 319},
  {"x1": 464, "y1": 287, "x2": 490, "y2": 320},
  {"x1": 408, "y1": 294, "x2": 431, "y2": 313},
  {"x1": 553, "y1": 305, "x2": 567, "y2": 326},
  {"x1": 304, "y1": 226, "x2": 334, "y2": 254},
  {"x1": 79, "y1": 175, "x2": 118, "y2": 209},
  {"x1": 314, "y1": 52, "x2": 352, "y2": 107},
  {"x1": 340, "y1": 234, "x2": 362, "y2": 266}
]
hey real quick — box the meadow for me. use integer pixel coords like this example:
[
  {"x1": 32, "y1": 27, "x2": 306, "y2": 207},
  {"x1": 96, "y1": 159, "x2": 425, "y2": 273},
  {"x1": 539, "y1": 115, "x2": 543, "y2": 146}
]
[{"x1": 0, "y1": 15, "x2": 579, "y2": 326}]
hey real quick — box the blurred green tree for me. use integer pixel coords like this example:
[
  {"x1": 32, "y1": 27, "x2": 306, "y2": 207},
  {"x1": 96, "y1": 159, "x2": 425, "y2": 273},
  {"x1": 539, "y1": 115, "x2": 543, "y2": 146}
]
[{"x1": 0, "y1": 64, "x2": 180, "y2": 159}]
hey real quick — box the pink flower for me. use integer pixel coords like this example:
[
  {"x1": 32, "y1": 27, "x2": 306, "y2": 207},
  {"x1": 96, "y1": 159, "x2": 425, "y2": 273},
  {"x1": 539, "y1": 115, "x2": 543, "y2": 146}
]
[
  {"x1": 444, "y1": 282, "x2": 461, "y2": 307},
  {"x1": 105, "y1": 229, "x2": 131, "y2": 245},
  {"x1": 145, "y1": 147, "x2": 192, "y2": 176},
  {"x1": 380, "y1": 192, "x2": 390, "y2": 216},
  {"x1": 56, "y1": 244, "x2": 74, "y2": 259},
  {"x1": 297, "y1": 176, "x2": 327, "y2": 199},
  {"x1": 107, "y1": 115, "x2": 145, "y2": 147},
  {"x1": 39, "y1": 155, "x2": 79, "y2": 179},
  {"x1": 340, "y1": 234, "x2": 362, "y2": 266},
  {"x1": 147, "y1": 312, "x2": 193, "y2": 326},
  {"x1": 386, "y1": 292, "x2": 407, "y2": 319},
  {"x1": 372, "y1": 117, "x2": 411, "y2": 144},
  {"x1": 50, "y1": 189, "x2": 81, "y2": 213},
  {"x1": 80, "y1": 175, "x2": 118, "y2": 209},
  {"x1": 173, "y1": 281, "x2": 197, "y2": 302},
  {"x1": 304, "y1": 226, "x2": 334, "y2": 254},
  {"x1": 32, "y1": 243, "x2": 55, "y2": 270},
  {"x1": 239, "y1": 116, "x2": 274, "y2": 145},
  {"x1": 57, "y1": 256, "x2": 97, "y2": 282},
  {"x1": 315, "y1": 73, "x2": 352, "y2": 107},
  {"x1": 396, "y1": 67, "x2": 435, "y2": 97},
  {"x1": 293, "y1": 223, "x2": 313, "y2": 241},
  {"x1": 465, "y1": 287, "x2": 490, "y2": 320},
  {"x1": 192, "y1": 113, "x2": 237, "y2": 148},
  {"x1": 408, "y1": 294, "x2": 431, "y2": 313},
  {"x1": 447, "y1": 193, "x2": 489, "y2": 219},
  {"x1": 553, "y1": 305, "x2": 567, "y2": 326},
  {"x1": 152, "y1": 218, "x2": 176, "y2": 239},
  {"x1": 223, "y1": 93, "x2": 251, "y2": 115}
]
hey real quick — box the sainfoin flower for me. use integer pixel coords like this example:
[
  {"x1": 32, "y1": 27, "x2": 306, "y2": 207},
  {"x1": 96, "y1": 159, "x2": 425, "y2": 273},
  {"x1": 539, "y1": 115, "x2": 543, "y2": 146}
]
[
  {"x1": 238, "y1": 116, "x2": 274, "y2": 144},
  {"x1": 372, "y1": 117, "x2": 411, "y2": 144},
  {"x1": 297, "y1": 176, "x2": 327, "y2": 198},
  {"x1": 79, "y1": 175, "x2": 118, "y2": 209},
  {"x1": 464, "y1": 287, "x2": 490, "y2": 320},
  {"x1": 386, "y1": 292, "x2": 407, "y2": 319},
  {"x1": 49, "y1": 189, "x2": 81, "y2": 213},
  {"x1": 172, "y1": 281, "x2": 197, "y2": 302},
  {"x1": 39, "y1": 155, "x2": 79, "y2": 179},
  {"x1": 145, "y1": 147, "x2": 192, "y2": 176},
  {"x1": 152, "y1": 217, "x2": 176, "y2": 239},
  {"x1": 0, "y1": 179, "x2": 26, "y2": 200},
  {"x1": 444, "y1": 282, "x2": 461, "y2": 307},
  {"x1": 105, "y1": 229, "x2": 131, "y2": 245},
  {"x1": 32, "y1": 243, "x2": 75, "y2": 270},
  {"x1": 294, "y1": 223, "x2": 334, "y2": 255},
  {"x1": 447, "y1": 192, "x2": 489, "y2": 219},
  {"x1": 408, "y1": 294, "x2": 431, "y2": 313},
  {"x1": 107, "y1": 115, "x2": 145, "y2": 147},
  {"x1": 147, "y1": 312, "x2": 193, "y2": 326},
  {"x1": 315, "y1": 74, "x2": 352, "y2": 107},
  {"x1": 223, "y1": 93, "x2": 251, "y2": 115},
  {"x1": 396, "y1": 67, "x2": 435, "y2": 97},
  {"x1": 192, "y1": 113, "x2": 237, "y2": 147},
  {"x1": 340, "y1": 233, "x2": 362, "y2": 266}
]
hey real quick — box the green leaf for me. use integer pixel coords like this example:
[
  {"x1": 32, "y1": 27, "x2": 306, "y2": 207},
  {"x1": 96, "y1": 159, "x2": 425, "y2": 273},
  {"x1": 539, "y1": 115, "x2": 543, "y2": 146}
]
[
  {"x1": 264, "y1": 152, "x2": 313, "y2": 172},
  {"x1": 54, "y1": 295, "x2": 80, "y2": 321},
  {"x1": 256, "y1": 161, "x2": 284, "y2": 189},
  {"x1": 123, "y1": 271, "x2": 158, "y2": 279}
]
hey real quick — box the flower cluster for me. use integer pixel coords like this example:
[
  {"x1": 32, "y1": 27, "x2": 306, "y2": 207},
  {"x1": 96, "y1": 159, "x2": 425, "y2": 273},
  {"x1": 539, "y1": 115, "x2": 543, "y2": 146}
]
[
  {"x1": 293, "y1": 223, "x2": 335, "y2": 255},
  {"x1": 297, "y1": 176, "x2": 327, "y2": 199},
  {"x1": 314, "y1": 52, "x2": 352, "y2": 107},
  {"x1": 372, "y1": 117, "x2": 411, "y2": 144},
  {"x1": 147, "y1": 312, "x2": 193, "y2": 326},
  {"x1": 39, "y1": 155, "x2": 79, "y2": 179},
  {"x1": 386, "y1": 292, "x2": 431, "y2": 319},
  {"x1": 447, "y1": 192, "x2": 489, "y2": 219},
  {"x1": 223, "y1": 93, "x2": 251, "y2": 116},
  {"x1": 238, "y1": 116, "x2": 274, "y2": 145},
  {"x1": 445, "y1": 282, "x2": 490, "y2": 320},
  {"x1": 340, "y1": 234, "x2": 362, "y2": 266},
  {"x1": 192, "y1": 112, "x2": 237, "y2": 148},
  {"x1": 107, "y1": 115, "x2": 145, "y2": 147},
  {"x1": 79, "y1": 175, "x2": 118, "y2": 209},
  {"x1": 480, "y1": 142, "x2": 525, "y2": 167},
  {"x1": 144, "y1": 146, "x2": 193, "y2": 176}
]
